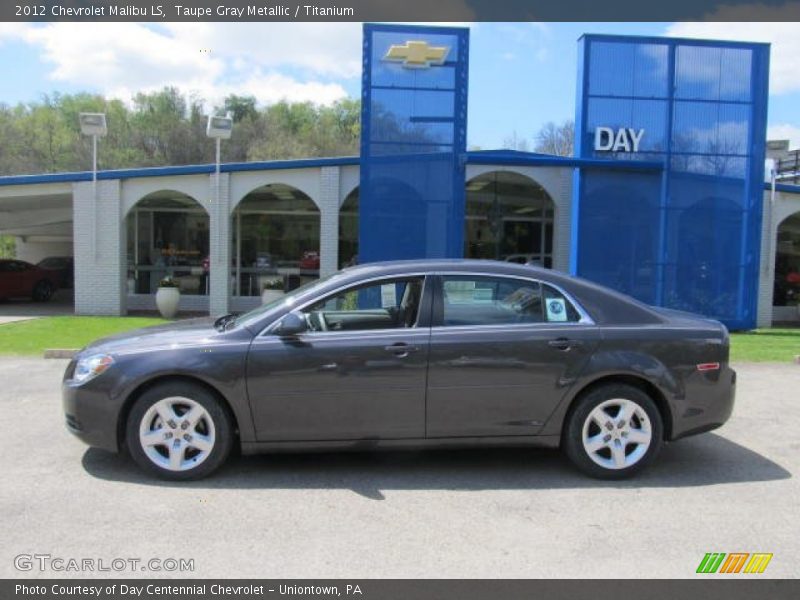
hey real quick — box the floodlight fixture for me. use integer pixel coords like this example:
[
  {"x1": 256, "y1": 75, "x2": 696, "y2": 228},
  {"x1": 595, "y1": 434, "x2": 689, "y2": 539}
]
[
  {"x1": 78, "y1": 112, "x2": 107, "y2": 137},
  {"x1": 206, "y1": 113, "x2": 233, "y2": 140}
]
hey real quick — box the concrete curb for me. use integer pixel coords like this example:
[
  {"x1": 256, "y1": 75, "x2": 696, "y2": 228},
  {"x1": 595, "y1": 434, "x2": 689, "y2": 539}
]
[
  {"x1": 0, "y1": 316, "x2": 39, "y2": 325},
  {"x1": 43, "y1": 349, "x2": 77, "y2": 359}
]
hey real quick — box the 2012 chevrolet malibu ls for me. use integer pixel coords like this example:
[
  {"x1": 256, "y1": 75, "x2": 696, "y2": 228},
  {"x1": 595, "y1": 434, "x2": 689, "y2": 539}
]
[{"x1": 63, "y1": 260, "x2": 736, "y2": 480}]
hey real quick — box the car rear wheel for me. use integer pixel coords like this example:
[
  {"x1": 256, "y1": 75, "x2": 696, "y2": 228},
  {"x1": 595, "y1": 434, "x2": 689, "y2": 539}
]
[
  {"x1": 563, "y1": 383, "x2": 663, "y2": 479},
  {"x1": 126, "y1": 382, "x2": 233, "y2": 480},
  {"x1": 32, "y1": 280, "x2": 53, "y2": 302}
]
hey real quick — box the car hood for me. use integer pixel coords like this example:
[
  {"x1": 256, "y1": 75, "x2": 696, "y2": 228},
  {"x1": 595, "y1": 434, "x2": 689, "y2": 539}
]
[{"x1": 82, "y1": 317, "x2": 225, "y2": 355}]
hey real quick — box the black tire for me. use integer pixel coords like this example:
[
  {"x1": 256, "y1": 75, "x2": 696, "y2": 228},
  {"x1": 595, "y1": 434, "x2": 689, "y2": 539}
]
[
  {"x1": 563, "y1": 383, "x2": 663, "y2": 480},
  {"x1": 126, "y1": 381, "x2": 233, "y2": 481},
  {"x1": 32, "y1": 280, "x2": 53, "y2": 302}
]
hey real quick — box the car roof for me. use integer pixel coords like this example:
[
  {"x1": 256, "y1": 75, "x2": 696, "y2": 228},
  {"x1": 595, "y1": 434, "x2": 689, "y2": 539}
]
[{"x1": 342, "y1": 258, "x2": 544, "y2": 276}]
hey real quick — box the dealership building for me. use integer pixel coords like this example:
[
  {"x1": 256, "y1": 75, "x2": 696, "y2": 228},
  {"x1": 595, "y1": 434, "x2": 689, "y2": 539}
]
[{"x1": 1, "y1": 25, "x2": 799, "y2": 329}]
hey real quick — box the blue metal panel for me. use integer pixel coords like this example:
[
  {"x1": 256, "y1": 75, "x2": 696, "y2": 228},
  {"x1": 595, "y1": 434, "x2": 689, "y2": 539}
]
[
  {"x1": 359, "y1": 23, "x2": 469, "y2": 263},
  {"x1": 0, "y1": 150, "x2": 666, "y2": 189},
  {"x1": 574, "y1": 34, "x2": 770, "y2": 329},
  {"x1": 466, "y1": 149, "x2": 663, "y2": 171},
  {"x1": 770, "y1": 183, "x2": 800, "y2": 194},
  {"x1": 570, "y1": 36, "x2": 589, "y2": 275}
]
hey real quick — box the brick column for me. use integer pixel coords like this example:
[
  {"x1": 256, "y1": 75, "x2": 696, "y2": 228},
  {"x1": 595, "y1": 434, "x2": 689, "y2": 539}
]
[
  {"x1": 73, "y1": 179, "x2": 126, "y2": 315},
  {"x1": 319, "y1": 166, "x2": 341, "y2": 277},
  {"x1": 209, "y1": 172, "x2": 232, "y2": 315},
  {"x1": 553, "y1": 168, "x2": 574, "y2": 273}
]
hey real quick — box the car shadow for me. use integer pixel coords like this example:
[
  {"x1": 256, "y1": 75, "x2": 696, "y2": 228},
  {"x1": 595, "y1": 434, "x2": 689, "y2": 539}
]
[{"x1": 81, "y1": 432, "x2": 791, "y2": 500}]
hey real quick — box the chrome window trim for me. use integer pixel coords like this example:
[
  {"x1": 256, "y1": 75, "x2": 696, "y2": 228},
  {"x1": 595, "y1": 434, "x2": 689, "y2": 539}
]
[
  {"x1": 429, "y1": 322, "x2": 595, "y2": 334},
  {"x1": 260, "y1": 329, "x2": 429, "y2": 343},
  {"x1": 265, "y1": 269, "x2": 595, "y2": 336}
]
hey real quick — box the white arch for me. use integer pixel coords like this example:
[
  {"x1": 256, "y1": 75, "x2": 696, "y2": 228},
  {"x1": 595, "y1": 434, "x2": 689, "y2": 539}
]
[
  {"x1": 773, "y1": 192, "x2": 800, "y2": 233},
  {"x1": 758, "y1": 189, "x2": 800, "y2": 326},
  {"x1": 339, "y1": 164, "x2": 360, "y2": 207},
  {"x1": 465, "y1": 164, "x2": 567, "y2": 210},
  {"x1": 121, "y1": 175, "x2": 210, "y2": 216},
  {"x1": 229, "y1": 169, "x2": 321, "y2": 213}
]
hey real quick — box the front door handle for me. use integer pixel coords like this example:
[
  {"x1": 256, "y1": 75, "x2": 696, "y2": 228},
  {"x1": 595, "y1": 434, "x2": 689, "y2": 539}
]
[
  {"x1": 548, "y1": 338, "x2": 583, "y2": 351},
  {"x1": 384, "y1": 343, "x2": 419, "y2": 357}
]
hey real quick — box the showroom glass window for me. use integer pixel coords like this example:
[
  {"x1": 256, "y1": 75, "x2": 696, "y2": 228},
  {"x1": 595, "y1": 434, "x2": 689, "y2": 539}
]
[
  {"x1": 126, "y1": 193, "x2": 209, "y2": 296},
  {"x1": 464, "y1": 171, "x2": 555, "y2": 267},
  {"x1": 774, "y1": 213, "x2": 800, "y2": 307},
  {"x1": 440, "y1": 276, "x2": 580, "y2": 326},
  {"x1": 232, "y1": 184, "x2": 321, "y2": 298}
]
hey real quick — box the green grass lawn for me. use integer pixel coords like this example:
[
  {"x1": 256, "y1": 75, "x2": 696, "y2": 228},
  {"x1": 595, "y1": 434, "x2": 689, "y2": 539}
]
[
  {"x1": 729, "y1": 328, "x2": 800, "y2": 363},
  {"x1": 0, "y1": 316, "x2": 167, "y2": 356},
  {"x1": 0, "y1": 316, "x2": 798, "y2": 362}
]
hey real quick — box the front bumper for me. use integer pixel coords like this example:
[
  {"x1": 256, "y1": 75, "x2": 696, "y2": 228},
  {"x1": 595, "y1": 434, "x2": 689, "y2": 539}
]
[{"x1": 62, "y1": 374, "x2": 121, "y2": 453}]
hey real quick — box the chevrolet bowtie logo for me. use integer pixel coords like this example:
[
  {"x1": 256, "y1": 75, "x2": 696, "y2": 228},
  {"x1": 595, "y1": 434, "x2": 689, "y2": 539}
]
[{"x1": 383, "y1": 40, "x2": 450, "y2": 69}]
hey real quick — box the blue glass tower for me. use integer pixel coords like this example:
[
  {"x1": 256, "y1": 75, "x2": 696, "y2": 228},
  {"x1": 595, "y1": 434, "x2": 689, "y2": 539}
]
[
  {"x1": 359, "y1": 24, "x2": 469, "y2": 263},
  {"x1": 572, "y1": 35, "x2": 770, "y2": 329}
]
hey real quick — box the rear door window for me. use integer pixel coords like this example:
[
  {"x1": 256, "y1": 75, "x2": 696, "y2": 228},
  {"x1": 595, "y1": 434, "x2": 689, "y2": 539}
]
[{"x1": 440, "y1": 276, "x2": 582, "y2": 326}]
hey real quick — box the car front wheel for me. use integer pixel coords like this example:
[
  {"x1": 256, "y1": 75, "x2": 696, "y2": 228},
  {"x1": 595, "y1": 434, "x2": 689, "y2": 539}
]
[
  {"x1": 126, "y1": 382, "x2": 233, "y2": 480},
  {"x1": 32, "y1": 280, "x2": 53, "y2": 301},
  {"x1": 563, "y1": 383, "x2": 663, "y2": 479}
]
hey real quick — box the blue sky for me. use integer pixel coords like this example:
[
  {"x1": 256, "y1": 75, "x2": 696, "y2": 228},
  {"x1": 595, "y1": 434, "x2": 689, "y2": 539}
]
[{"x1": 0, "y1": 21, "x2": 798, "y2": 150}]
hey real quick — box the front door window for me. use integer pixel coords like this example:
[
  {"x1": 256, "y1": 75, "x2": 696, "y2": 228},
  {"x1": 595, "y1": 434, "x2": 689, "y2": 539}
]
[{"x1": 302, "y1": 278, "x2": 425, "y2": 332}]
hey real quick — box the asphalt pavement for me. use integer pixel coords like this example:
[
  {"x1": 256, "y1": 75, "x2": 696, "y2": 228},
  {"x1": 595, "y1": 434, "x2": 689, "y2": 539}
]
[{"x1": 0, "y1": 358, "x2": 797, "y2": 578}]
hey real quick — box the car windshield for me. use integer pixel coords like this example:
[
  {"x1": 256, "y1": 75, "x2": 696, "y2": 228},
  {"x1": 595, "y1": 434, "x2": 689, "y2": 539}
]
[{"x1": 231, "y1": 271, "x2": 343, "y2": 330}]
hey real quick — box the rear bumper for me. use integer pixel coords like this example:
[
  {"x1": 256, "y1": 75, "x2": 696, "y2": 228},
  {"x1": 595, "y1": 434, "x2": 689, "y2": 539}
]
[
  {"x1": 670, "y1": 366, "x2": 736, "y2": 441},
  {"x1": 62, "y1": 379, "x2": 121, "y2": 453}
]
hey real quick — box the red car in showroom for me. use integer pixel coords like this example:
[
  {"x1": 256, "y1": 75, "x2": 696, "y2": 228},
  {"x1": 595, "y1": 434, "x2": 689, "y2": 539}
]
[
  {"x1": 0, "y1": 259, "x2": 60, "y2": 301},
  {"x1": 299, "y1": 251, "x2": 320, "y2": 271}
]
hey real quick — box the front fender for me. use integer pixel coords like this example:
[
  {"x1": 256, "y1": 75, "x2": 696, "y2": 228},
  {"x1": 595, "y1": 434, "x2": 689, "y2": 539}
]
[{"x1": 109, "y1": 342, "x2": 256, "y2": 448}]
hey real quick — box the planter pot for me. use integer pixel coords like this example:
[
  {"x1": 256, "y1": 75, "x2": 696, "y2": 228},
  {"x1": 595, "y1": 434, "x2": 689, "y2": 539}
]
[
  {"x1": 261, "y1": 289, "x2": 285, "y2": 305},
  {"x1": 156, "y1": 287, "x2": 181, "y2": 318}
]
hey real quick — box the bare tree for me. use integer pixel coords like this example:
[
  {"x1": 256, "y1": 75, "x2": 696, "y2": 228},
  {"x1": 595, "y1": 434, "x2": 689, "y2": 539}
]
[
  {"x1": 502, "y1": 131, "x2": 530, "y2": 152},
  {"x1": 534, "y1": 120, "x2": 574, "y2": 156},
  {"x1": 702, "y1": 138, "x2": 743, "y2": 176}
]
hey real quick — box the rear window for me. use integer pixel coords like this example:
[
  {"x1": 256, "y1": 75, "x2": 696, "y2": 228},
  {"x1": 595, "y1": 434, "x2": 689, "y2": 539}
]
[{"x1": 441, "y1": 276, "x2": 581, "y2": 326}]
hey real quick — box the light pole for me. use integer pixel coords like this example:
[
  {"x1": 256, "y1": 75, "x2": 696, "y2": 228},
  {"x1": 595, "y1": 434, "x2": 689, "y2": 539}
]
[
  {"x1": 79, "y1": 112, "x2": 107, "y2": 262},
  {"x1": 762, "y1": 158, "x2": 778, "y2": 274},
  {"x1": 206, "y1": 113, "x2": 234, "y2": 295}
]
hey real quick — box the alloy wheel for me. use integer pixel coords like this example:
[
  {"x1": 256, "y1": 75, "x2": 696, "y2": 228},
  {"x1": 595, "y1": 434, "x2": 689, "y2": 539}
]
[
  {"x1": 581, "y1": 398, "x2": 652, "y2": 470},
  {"x1": 34, "y1": 281, "x2": 52, "y2": 301},
  {"x1": 138, "y1": 396, "x2": 216, "y2": 472}
]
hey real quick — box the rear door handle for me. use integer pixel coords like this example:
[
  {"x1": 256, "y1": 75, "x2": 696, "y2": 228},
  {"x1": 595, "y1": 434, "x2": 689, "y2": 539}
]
[
  {"x1": 548, "y1": 338, "x2": 583, "y2": 350},
  {"x1": 384, "y1": 343, "x2": 419, "y2": 357}
]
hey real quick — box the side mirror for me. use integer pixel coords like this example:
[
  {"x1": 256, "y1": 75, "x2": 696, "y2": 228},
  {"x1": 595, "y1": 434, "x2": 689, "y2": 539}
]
[{"x1": 274, "y1": 312, "x2": 307, "y2": 337}]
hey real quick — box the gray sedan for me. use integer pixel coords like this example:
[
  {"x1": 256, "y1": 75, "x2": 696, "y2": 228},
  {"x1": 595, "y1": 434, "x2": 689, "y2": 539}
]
[{"x1": 63, "y1": 260, "x2": 736, "y2": 480}]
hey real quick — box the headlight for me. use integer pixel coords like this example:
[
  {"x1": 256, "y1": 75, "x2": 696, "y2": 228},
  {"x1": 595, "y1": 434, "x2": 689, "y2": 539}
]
[{"x1": 72, "y1": 354, "x2": 114, "y2": 384}]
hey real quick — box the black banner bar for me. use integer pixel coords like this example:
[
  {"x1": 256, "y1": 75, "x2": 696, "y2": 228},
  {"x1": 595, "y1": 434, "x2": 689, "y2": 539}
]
[
  {"x1": 3, "y1": 0, "x2": 800, "y2": 22},
  {"x1": 3, "y1": 580, "x2": 799, "y2": 600}
]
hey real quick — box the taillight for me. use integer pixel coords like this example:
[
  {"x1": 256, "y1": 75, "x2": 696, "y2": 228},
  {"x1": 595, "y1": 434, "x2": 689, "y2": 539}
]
[{"x1": 697, "y1": 362, "x2": 720, "y2": 372}]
